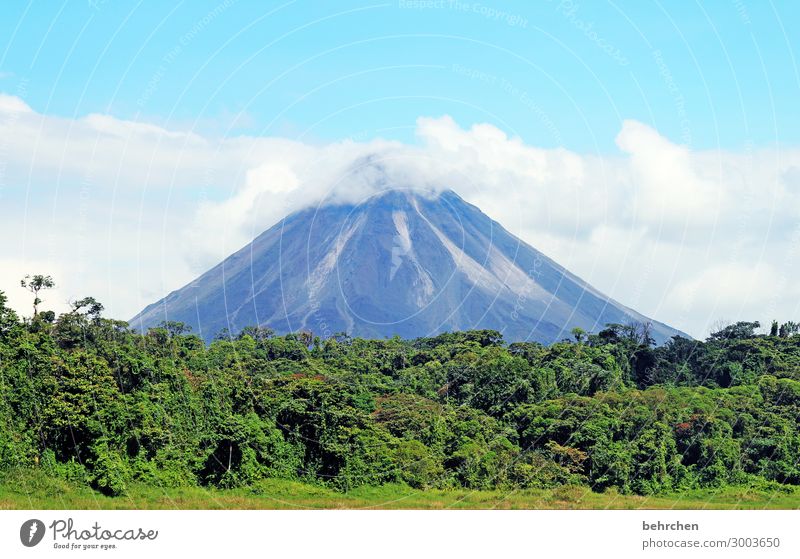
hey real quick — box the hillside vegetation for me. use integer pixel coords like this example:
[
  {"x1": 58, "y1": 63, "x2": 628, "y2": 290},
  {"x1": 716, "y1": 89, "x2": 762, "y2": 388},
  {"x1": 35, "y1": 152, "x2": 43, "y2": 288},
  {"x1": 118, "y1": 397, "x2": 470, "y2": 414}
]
[{"x1": 1, "y1": 287, "x2": 799, "y2": 507}]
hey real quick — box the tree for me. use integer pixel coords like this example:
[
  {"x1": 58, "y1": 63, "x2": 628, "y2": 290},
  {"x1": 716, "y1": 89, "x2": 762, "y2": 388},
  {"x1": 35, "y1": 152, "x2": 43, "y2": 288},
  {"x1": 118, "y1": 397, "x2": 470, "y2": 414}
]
[
  {"x1": 708, "y1": 321, "x2": 760, "y2": 341},
  {"x1": 779, "y1": 321, "x2": 799, "y2": 338},
  {"x1": 52, "y1": 299, "x2": 105, "y2": 349},
  {"x1": 297, "y1": 330, "x2": 313, "y2": 348},
  {"x1": 0, "y1": 290, "x2": 19, "y2": 336},
  {"x1": 20, "y1": 274, "x2": 55, "y2": 317},
  {"x1": 214, "y1": 327, "x2": 232, "y2": 341},
  {"x1": 631, "y1": 321, "x2": 655, "y2": 347},
  {"x1": 237, "y1": 325, "x2": 274, "y2": 342},
  {"x1": 158, "y1": 320, "x2": 191, "y2": 337},
  {"x1": 571, "y1": 327, "x2": 586, "y2": 343},
  {"x1": 770, "y1": 320, "x2": 779, "y2": 337},
  {"x1": 69, "y1": 296, "x2": 104, "y2": 320}
]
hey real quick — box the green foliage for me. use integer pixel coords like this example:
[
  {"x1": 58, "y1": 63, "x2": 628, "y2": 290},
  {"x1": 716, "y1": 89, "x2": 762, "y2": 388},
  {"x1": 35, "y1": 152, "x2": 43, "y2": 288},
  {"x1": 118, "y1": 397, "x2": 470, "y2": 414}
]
[{"x1": 1, "y1": 296, "x2": 800, "y2": 497}]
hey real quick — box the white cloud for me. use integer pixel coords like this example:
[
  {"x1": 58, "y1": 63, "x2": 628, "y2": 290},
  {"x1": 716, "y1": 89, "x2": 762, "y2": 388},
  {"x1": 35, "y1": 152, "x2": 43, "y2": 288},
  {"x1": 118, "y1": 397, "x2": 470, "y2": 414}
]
[
  {"x1": 667, "y1": 262, "x2": 800, "y2": 336},
  {"x1": 616, "y1": 119, "x2": 720, "y2": 231},
  {"x1": 1, "y1": 94, "x2": 799, "y2": 339},
  {"x1": 0, "y1": 93, "x2": 30, "y2": 112}
]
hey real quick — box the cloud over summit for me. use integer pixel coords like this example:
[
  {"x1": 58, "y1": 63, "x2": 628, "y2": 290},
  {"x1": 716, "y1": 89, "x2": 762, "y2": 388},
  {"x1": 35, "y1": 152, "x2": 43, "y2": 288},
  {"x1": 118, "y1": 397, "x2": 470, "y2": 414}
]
[{"x1": 0, "y1": 94, "x2": 798, "y2": 338}]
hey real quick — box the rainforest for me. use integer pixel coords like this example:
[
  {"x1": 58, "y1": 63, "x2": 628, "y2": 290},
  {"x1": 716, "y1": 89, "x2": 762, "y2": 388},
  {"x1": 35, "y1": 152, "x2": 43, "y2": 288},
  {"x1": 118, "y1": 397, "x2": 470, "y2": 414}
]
[{"x1": 1, "y1": 288, "x2": 799, "y2": 508}]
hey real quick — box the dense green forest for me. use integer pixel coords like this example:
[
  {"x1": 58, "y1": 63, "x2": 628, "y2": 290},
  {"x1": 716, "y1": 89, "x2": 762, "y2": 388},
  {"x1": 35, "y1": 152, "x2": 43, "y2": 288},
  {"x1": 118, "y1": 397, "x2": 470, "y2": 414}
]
[{"x1": 1, "y1": 279, "x2": 800, "y2": 499}]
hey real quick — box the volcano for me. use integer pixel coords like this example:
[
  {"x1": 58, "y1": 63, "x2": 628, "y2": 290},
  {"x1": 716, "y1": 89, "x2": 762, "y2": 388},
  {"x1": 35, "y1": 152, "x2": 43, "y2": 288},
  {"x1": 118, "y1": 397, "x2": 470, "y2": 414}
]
[{"x1": 131, "y1": 187, "x2": 684, "y2": 344}]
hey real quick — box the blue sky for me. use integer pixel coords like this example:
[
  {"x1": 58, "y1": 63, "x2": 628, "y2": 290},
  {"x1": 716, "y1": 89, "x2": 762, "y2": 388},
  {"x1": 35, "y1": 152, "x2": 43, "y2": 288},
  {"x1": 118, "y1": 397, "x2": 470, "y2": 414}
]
[
  {"x1": 1, "y1": 0, "x2": 798, "y2": 152},
  {"x1": 2, "y1": 1, "x2": 800, "y2": 338}
]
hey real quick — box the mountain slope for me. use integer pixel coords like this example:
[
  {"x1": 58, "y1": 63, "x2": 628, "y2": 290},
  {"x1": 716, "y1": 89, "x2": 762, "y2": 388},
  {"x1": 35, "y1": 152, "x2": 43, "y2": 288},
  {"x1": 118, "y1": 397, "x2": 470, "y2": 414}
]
[{"x1": 131, "y1": 188, "x2": 686, "y2": 344}]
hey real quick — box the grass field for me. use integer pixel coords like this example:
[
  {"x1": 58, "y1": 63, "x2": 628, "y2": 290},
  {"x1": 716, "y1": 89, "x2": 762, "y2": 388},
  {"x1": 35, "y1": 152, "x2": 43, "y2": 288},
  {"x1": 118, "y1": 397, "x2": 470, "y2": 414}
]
[{"x1": 1, "y1": 470, "x2": 798, "y2": 509}]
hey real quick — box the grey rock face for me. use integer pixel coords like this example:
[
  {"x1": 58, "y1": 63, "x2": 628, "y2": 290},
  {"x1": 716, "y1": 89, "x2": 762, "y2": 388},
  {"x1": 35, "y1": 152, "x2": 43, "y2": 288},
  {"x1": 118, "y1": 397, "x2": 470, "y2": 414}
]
[{"x1": 131, "y1": 188, "x2": 685, "y2": 343}]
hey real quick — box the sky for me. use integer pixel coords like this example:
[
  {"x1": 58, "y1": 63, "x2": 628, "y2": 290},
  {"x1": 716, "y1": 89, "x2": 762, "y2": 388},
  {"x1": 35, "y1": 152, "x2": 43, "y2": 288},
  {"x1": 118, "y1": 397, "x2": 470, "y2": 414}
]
[{"x1": 1, "y1": 0, "x2": 799, "y2": 339}]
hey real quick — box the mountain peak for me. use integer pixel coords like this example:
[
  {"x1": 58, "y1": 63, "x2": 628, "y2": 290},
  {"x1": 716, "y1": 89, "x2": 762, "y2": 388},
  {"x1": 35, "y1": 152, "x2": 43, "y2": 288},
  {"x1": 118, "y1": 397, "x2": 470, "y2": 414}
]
[{"x1": 132, "y1": 188, "x2": 684, "y2": 343}]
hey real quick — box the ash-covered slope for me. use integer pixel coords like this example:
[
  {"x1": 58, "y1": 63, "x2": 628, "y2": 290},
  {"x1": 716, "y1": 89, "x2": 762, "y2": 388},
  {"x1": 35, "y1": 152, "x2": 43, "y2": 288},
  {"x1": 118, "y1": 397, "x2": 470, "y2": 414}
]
[{"x1": 131, "y1": 188, "x2": 684, "y2": 344}]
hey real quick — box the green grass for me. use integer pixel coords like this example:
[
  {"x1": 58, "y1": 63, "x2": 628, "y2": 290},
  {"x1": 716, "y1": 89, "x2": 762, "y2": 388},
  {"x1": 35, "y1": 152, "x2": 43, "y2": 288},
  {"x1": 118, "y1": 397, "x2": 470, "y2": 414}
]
[{"x1": 1, "y1": 470, "x2": 798, "y2": 509}]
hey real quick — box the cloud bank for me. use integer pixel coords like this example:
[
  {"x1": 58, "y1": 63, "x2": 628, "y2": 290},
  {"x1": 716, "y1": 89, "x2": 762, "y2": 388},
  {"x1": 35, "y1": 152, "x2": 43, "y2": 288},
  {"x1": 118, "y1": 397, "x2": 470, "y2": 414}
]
[{"x1": 1, "y1": 93, "x2": 799, "y2": 338}]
